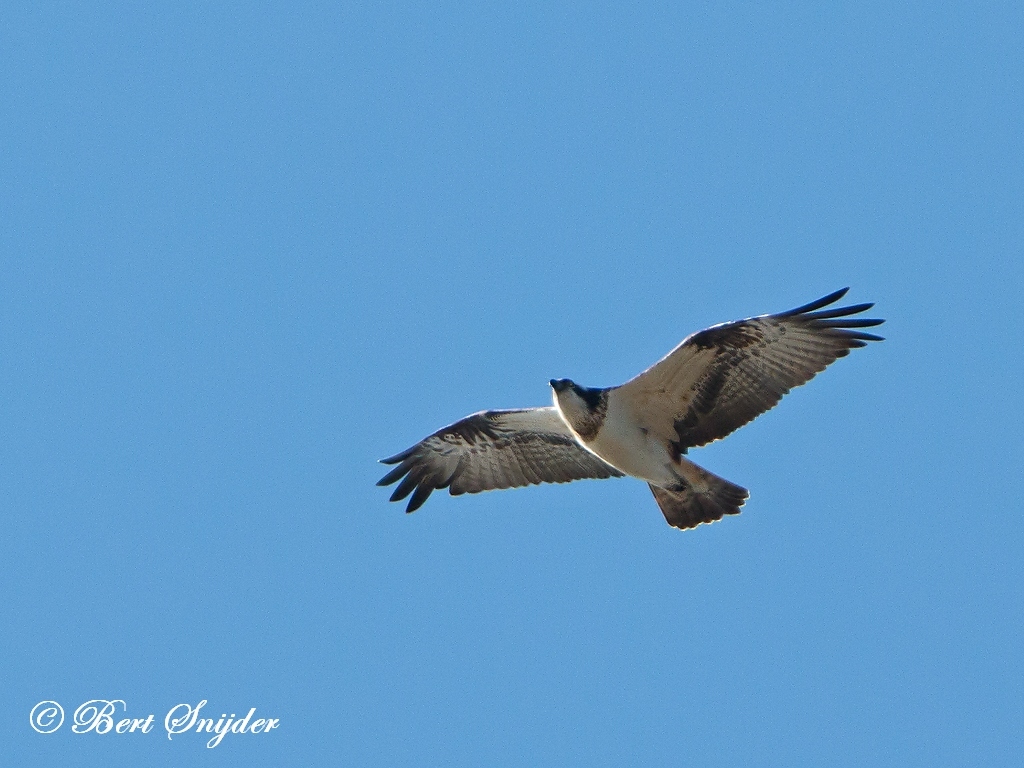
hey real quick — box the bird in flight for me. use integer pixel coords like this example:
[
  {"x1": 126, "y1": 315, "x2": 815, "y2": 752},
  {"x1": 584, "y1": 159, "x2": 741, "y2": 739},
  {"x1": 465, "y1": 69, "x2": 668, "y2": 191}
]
[{"x1": 378, "y1": 288, "x2": 884, "y2": 530}]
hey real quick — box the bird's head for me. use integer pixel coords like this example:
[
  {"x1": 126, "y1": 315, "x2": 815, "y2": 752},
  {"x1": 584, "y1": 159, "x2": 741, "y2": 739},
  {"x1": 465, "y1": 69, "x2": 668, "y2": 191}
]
[
  {"x1": 549, "y1": 378, "x2": 583, "y2": 411},
  {"x1": 549, "y1": 378, "x2": 606, "y2": 437},
  {"x1": 549, "y1": 378, "x2": 574, "y2": 395}
]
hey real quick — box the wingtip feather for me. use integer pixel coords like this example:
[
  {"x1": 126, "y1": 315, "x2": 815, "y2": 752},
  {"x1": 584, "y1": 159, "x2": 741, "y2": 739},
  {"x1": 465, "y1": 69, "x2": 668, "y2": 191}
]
[
  {"x1": 821, "y1": 317, "x2": 885, "y2": 328},
  {"x1": 844, "y1": 330, "x2": 886, "y2": 342},
  {"x1": 406, "y1": 484, "x2": 434, "y2": 513},
  {"x1": 807, "y1": 302, "x2": 875, "y2": 319},
  {"x1": 380, "y1": 446, "x2": 416, "y2": 465},
  {"x1": 377, "y1": 462, "x2": 411, "y2": 487},
  {"x1": 781, "y1": 288, "x2": 850, "y2": 316}
]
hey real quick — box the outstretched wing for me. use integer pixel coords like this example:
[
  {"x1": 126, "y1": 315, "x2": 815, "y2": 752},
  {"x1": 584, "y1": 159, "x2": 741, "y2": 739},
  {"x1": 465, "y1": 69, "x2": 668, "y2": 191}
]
[
  {"x1": 377, "y1": 407, "x2": 624, "y2": 513},
  {"x1": 618, "y1": 288, "x2": 884, "y2": 452}
]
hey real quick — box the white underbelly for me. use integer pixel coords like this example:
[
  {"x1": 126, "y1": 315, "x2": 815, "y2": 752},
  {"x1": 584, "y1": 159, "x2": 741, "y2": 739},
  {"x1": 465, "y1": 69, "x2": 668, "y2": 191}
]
[{"x1": 585, "y1": 400, "x2": 677, "y2": 485}]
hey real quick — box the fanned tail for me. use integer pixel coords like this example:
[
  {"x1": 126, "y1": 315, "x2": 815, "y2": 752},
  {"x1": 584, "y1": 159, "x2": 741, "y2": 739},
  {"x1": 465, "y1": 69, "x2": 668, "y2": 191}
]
[{"x1": 649, "y1": 464, "x2": 748, "y2": 530}]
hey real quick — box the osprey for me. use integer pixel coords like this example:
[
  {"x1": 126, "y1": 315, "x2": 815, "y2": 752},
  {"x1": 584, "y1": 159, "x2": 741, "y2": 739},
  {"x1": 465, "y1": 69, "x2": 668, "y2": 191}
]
[{"x1": 378, "y1": 289, "x2": 884, "y2": 530}]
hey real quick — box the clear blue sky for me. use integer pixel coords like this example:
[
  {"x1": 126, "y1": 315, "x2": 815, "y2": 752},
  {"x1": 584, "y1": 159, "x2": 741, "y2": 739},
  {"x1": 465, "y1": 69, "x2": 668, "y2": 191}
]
[{"x1": 3, "y1": 2, "x2": 1021, "y2": 766}]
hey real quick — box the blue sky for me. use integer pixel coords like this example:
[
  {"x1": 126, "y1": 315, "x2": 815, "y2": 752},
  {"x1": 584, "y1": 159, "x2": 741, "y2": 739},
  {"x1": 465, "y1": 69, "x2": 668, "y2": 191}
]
[{"x1": 2, "y1": 1, "x2": 1021, "y2": 765}]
